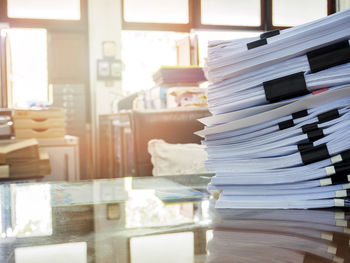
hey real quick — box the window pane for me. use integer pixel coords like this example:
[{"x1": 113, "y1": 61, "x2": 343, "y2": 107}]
[
  {"x1": 124, "y1": 0, "x2": 189, "y2": 24},
  {"x1": 8, "y1": 0, "x2": 80, "y2": 20},
  {"x1": 201, "y1": 0, "x2": 261, "y2": 26},
  {"x1": 7, "y1": 29, "x2": 48, "y2": 107},
  {"x1": 273, "y1": 0, "x2": 328, "y2": 27},
  {"x1": 121, "y1": 31, "x2": 188, "y2": 93},
  {"x1": 337, "y1": 0, "x2": 350, "y2": 11}
]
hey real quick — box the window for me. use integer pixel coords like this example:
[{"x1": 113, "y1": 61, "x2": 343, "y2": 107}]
[
  {"x1": 124, "y1": 0, "x2": 189, "y2": 24},
  {"x1": 7, "y1": 0, "x2": 81, "y2": 20},
  {"x1": 120, "y1": 1, "x2": 337, "y2": 92},
  {"x1": 121, "y1": 31, "x2": 187, "y2": 93},
  {"x1": 121, "y1": 30, "x2": 262, "y2": 92},
  {"x1": 201, "y1": 0, "x2": 261, "y2": 26},
  {"x1": 6, "y1": 28, "x2": 48, "y2": 107},
  {"x1": 272, "y1": 0, "x2": 328, "y2": 27},
  {"x1": 122, "y1": 0, "x2": 336, "y2": 32}
]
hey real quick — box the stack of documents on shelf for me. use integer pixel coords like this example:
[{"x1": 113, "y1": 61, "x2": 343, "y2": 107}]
[
  {"x1": 197, "y1": 9, "x2": 350, "y2": 209},
  {"x1": 208, "y1": 209, "x2": 350, "y2": 263},
  {"x1": 143, "y1": 86, "x2": 169, "y2": 109},
  {"x1": 167, "y1": 87, "x2": 207, "y2": 108},
  {"x1": 0, "y1": 139, "x2": 51, "y2": 179},
  {"x1": 153, "y1": 66, "x2": 207, "y2": 86},
  {"x1": 143, "y1": 66, "x2": 208, "y2": 109},
  {"x1": 14, "y1": 108, "x2": 65, "y2": 138}
]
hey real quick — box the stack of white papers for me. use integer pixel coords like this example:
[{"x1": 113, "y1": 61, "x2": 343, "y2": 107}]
[{"x1": 198, "y1": 9, "x2": 350, "y2": 209}]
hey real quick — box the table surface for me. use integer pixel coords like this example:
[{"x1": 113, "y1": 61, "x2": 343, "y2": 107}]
[{"x1": 0, "y1": 174, "x2": 349, "y2": 263}]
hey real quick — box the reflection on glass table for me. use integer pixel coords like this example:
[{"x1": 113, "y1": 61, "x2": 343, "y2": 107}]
[
  {"x1": 0, "y1": 184, "x2": 52, "y2": 238},
  {"x1": 0, "y1": 175, "x2": 349, "y2": 263},
  {"x1": 208, "y1": 209, "x2": 350, "y2": 263}
]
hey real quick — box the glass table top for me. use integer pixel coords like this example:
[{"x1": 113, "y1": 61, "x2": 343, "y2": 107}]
[{"x1": 0, "y1": 174, "x2": 349, "y2": 263}]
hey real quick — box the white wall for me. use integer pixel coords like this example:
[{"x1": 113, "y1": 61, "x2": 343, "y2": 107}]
[{"x1": 88, "y1": 0, "x2": 123, "y2": 173}]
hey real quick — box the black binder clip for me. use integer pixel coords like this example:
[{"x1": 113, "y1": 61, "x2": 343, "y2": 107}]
[
  {"x1": 247, "y1": 39, "x2": 267, "y2": 50},
  {"x1": 307, "y1": 40, "x2": 350, "y2": 73},
  {"x1": 300, "y1": 144, "x2": 330, "y2": 165},
  {"x1": 260, "y1": 29, "x2": 280, "y2": 39},
  {"x1": 263, "y1": 72, "x2": 309, "y2": 103}
]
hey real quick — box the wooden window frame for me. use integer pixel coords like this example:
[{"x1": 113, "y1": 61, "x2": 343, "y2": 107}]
[
  {"x1": 121, "y1": 0, "x2": 336, "y2": 32},
  {"x1": 0, "y1": 0, "x2": 88, "y2": 32}
]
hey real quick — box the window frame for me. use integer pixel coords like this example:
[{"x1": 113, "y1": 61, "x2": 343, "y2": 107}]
[
  {"x1": 121, "y1": 0, "x2": 336, "y2": 32},
  {"x1": 0, "y1": 0, "x2": 88, "y2": 32},
  {"x1": 268, "y1": 0, "x2": 336, "y2": 30}
]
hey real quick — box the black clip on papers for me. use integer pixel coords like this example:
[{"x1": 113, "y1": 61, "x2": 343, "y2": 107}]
[
  {"x1": 260, "y1": 30, "x2": 280, "y2": 39},
  {"x1": 302, "y1": 122, "x2": 318, "y2": 133},
  {"x1": 278, "y1": 119, "x2": 294, "y2": 130},
  {"x1": 320, "y1": 174, "x2": 349, "y2": 186},
  {"x1": 307, "y1": 40, "x2": 350, "y2": 73},
  {"x1": 333, "y1": 162, "x2": 350, "y2": 175},
  {"x1": 331, "y1": 149, "x2": 350, "y2": 164},
  {"x1": 340, "y1": 149, "x2": 350, "y2": 162},
  {"x1": 306, "y1": 128, "x2": 324, "y2": 142},
  {"x1": 345, "y1": 189, "x2": 350, "y2": 197},
  {"x1": 297, "y1": 142, "x2": 314, "y2": 152},
  {"x1": 263, "y1": 72, "x2": 309, "y2": 103},
  {"x1": 317, "y1": 109, "x2": 340, "y2": 123},
  {"x1": 247, "y1": 39, "x2": 267, "y2": 50},
  {"x1": 345, "y1": 198, "x2": 350, "y2": 208},
  {"x1": 292, "y1": 109, "x2": 308, "y2": 119},
  {"x1": 330, "y1": 174, "x2": 350, "y2": 185},
  {"x1": 300, "y1": 144, "x2": 330, "y2": 165}
]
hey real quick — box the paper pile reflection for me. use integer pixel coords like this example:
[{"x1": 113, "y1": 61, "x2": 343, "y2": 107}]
[{"x1": 207, "y1": 209, "x2": 350, "y2": 263}]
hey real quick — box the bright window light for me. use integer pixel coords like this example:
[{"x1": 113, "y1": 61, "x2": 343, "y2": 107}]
[
  {"x1": 8, "y1": 0, "x2": 80, "y2": 20},
  {"x1": 273, "y1": 0, "x2": 328, "y2": 27},
  {"x1": 201, "y1": 0, "x2": 261, "y2": 26},
  {"x1": 6, "y1": 28, "x2": 48, "y2": 107},
  {"x1": 124, "y1": 0, "x2": 189, "y2": 24},
  {"x1": 121, "y1": 31, "x2": 187, "y2": 93}
]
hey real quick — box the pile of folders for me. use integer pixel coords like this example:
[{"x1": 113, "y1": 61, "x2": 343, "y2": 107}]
[{"x1": 197, "y1": 9, "x2": 350, "y2": 209}]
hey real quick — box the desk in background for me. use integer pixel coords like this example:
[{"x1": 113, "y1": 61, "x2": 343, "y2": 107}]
[{"x1": 98, "y1": 108, "x2": 210, "y2": 179}]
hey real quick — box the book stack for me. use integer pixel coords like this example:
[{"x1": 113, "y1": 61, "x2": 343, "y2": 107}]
[
  {"x1": 153, "y1": 66, "x2": 206, "y2": 86},
  {"x1": 143, "y1": 66, "x2": 207, "y2": 109},
  {"x1": 167, "y1": 87, "x2": 207, "y2": 108},
  {"x1": 0, "y1": 139, "x2": 51, "y2": 179},
  {"x1": 197, "y1": 9, "x2": 350, "y2": 209},
  {"x1": 208, "y1": 209, "x2": 350, "y2": 263},
  {"x1": 14, "y1": 108, "x2": 65, "y2": 139}
]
